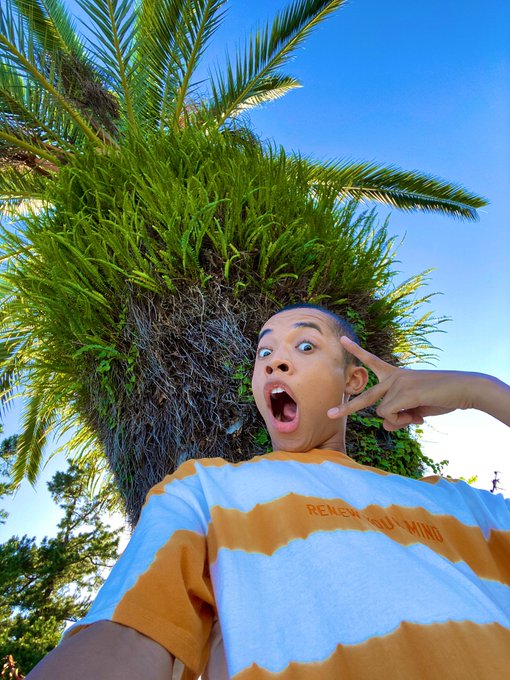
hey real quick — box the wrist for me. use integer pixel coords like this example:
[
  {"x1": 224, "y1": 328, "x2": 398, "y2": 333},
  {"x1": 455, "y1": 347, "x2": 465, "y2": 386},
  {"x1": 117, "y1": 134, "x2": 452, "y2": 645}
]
[
  {"x1": 470, "y1": 373, "x2": 510, "y2": 420},
  {"x1": 467, "y1": 373, "x2": 493, "y2": 411}
]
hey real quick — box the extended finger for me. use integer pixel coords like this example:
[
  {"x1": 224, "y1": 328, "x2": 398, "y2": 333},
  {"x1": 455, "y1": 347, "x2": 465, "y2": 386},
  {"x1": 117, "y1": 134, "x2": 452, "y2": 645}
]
[
  {"x1": 327, "y1": 380, "x2": 388, "y2": 419},
  {"x1": 340, "y1": 336, "x2": 395, "y2": 380}
]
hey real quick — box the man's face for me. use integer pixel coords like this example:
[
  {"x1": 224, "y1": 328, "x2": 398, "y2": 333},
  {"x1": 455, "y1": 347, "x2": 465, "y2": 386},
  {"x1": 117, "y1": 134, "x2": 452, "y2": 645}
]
[{"x1": 251, "y1": 308, "x2": 362, "y2": 452}]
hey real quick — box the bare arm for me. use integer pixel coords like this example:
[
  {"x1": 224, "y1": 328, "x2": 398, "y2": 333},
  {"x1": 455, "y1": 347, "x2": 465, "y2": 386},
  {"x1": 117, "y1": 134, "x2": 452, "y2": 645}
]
[
  {"x1": 26, "y1": 621, "x2": 174, "y2": 680},
  {"x1": 328, "y1": 337, "x2": 510, "y2": 430},
  {"x1": 473, "y1": 373, "x2": 510, "y2": 427}
]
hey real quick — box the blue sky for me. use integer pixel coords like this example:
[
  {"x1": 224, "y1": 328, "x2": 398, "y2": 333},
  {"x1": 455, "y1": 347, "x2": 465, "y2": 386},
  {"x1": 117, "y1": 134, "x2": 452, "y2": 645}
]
[{"x1": 1, "y1": 0, "x2": 509, "y2": 540}]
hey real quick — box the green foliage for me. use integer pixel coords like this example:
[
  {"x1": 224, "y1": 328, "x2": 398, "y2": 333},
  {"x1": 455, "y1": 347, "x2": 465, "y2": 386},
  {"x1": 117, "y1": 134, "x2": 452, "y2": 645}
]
[
  {"x1": 0, "y1": 432, "x2": 17, "y2": 524},
  {"x1": 0, "y1": 0, "x2": 488, "y2": 512},
  {"x1": 0, "y1": 459, "x2": 122, "y2": 675},
  {"x1": 232, "y1": 361, "x2": 255, "y2": 403},
  {"x1": 347, "y1": 413, "x2": 447, "y2": 477},
  {"x1": 0, "y1": 0, "x2": 488, "y2": 210},
  {"x1": 0, "y1": 129, "x2": 449, "y2": 489},
  {"x1": 253, "y1": 428, "x2": 271, "y2": 449}
]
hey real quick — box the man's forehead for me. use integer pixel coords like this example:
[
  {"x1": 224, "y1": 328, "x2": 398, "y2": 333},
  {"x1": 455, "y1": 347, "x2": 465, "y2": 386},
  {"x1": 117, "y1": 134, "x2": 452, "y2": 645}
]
[{"x1": 258, "y1": 309, "x2": 335, "y2": 339}]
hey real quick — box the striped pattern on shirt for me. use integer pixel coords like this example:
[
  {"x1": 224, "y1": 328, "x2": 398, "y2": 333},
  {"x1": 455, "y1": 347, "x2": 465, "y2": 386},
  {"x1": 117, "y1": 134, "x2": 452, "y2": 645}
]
[{"x1": 66, "y1": 449, "x2": 510, "y2": 679}]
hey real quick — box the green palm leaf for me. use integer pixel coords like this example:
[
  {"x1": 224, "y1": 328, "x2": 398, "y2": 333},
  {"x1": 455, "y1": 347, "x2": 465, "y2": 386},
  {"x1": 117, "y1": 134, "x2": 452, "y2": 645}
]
[
  {"x1": 214, "y1": 72, "x2": 301, "y2": 119},
  {"x1": 135, "y1": 0, "x2": 227, "y2": 129},
  {"x1": 208, "y1": 0, "x2": 347, "y2": 125},
  {"x1": 0, "y1": 4, "x2": 106, "y2": 147},
  {"x1": 0, "y1": 337, "x2": 17, "y2": 408},
  {"x1": 297, "y1": 157, "x2": 488, "y2": 219},
  {"x1": 135, "y1": 0, "x2": 187, "y2": 125},
  {"x1": 0, "y1": 167, "x2": 49, "y2": 215},
  {"x1": 12, "y1": 0, "x2": 119, "y2": 138},
  {"x1": 76, "y1": 0, "x2": 138, "y2": 129},
  {"x1": 12, "y1": 389, "x2": 56, "y2": 484},
  {"x1": 12, "y1": 0, "x2": 85, "y2": 57},
  {"x1": 169, "y1": 0, "x2": 227, "y2": 131},
  {"x1": 0, "y1": 62, "x2": 77, "y2": 154}
]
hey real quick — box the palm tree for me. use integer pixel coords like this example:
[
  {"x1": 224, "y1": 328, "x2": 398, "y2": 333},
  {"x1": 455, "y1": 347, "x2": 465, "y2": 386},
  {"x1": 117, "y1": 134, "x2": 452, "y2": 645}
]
[{"x1": 0, "y1": 0, "x2": 486, "y2": 523}]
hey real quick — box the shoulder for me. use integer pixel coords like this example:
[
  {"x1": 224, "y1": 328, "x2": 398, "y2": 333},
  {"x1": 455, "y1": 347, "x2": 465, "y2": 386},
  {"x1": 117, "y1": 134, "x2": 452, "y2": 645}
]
[
  {"x1": 420, "y1": 474, "x2": 510, "y2": 527},
  {"x1": 145, "y1": 457, "x2": 228, "y2": 499}
]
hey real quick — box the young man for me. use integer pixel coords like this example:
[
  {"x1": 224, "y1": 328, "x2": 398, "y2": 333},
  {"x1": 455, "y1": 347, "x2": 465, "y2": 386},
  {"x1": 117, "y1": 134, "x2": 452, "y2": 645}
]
[{"x1": 27, "y1": 305, "x2": 510, "y2": 679}]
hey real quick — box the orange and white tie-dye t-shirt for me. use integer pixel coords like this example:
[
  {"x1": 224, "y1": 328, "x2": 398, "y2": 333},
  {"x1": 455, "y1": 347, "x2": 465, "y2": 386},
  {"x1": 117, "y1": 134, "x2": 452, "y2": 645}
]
[{"x1": 66, "y1": 449, "x2": 510, "y2": 679}]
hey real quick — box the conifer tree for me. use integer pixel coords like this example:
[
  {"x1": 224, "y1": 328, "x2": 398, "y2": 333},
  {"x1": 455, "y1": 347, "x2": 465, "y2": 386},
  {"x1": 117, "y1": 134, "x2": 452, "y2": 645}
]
[{"x1": 0, "y1": 441, "x2": 121, "y2": 675}]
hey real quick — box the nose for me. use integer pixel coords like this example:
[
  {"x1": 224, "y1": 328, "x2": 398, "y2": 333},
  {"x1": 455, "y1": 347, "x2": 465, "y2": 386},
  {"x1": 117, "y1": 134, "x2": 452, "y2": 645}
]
[{"x1": 265, "y1": 358, "x2": 292, "y2": 375}]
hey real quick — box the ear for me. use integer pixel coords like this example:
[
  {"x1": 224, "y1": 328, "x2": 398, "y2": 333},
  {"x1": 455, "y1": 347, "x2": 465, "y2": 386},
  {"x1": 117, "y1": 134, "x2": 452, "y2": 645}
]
[{"x1": 344, "y1": 365, "x2": 369, "y2": 396}]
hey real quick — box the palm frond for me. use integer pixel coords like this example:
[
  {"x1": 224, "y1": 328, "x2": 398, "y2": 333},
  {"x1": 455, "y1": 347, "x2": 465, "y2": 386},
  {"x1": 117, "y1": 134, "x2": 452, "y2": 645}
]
[
  {"x1": 0, "y1": 166, "x2": 49, "y2": 215},
  {"x1": 0, "y1": 62, "x2": 78, "y2": 154},
  {"x1": 228, "y1": 73, "x2": 301, "y2": 117},
  {"x1": 0, "y1": 336, "x2": 18, "y2": 409},
  {"x1": 12, "y1": 389, "x2": 57, "y2": 484},
  {"x1": 12, "y1": 0, "x2": 85, "y2": 57},
  {"x1": 11, "y1": 0, "x2": 119, "y2": 138},
  {"x1": 169, "y1": 0, "x2": 227, "y2": 131},
  {"x1": 135, "y1": 0, "x2": 218, "y2": 128},
  {"x1": 0, "y1": 129, "x2": 61, "y2": 165},
  {"x1": 208, "y1": 0, "x2": 347, "y2": 126},
  {"x1": 0, "y1": 8, "x2": 107, "y2": 147},
  {"x1": 135, "y1": 0, "x2": 186, "y2": 125},
  {"x1": 297, "y1": 157, "x2": 488, "y2": 219},
  {"x1": 76, "y1": 0, "x2": 138, "y2": 129}
]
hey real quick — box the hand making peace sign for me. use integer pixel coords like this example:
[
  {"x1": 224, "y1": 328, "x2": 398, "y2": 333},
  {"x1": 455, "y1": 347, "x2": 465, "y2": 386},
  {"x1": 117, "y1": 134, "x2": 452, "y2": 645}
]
[{"x1": 327, "y1": 336, "x2": 484, "y2": 431}]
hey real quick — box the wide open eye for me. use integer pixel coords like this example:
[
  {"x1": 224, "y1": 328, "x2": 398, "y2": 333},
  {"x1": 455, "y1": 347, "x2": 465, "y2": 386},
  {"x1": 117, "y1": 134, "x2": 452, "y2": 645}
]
[
  {"x1": 297, "y1": 341, "x2": 314, "y2": 352},
  {"x1": 258, "y1": 347, "x2": 272, "y2": 358}
]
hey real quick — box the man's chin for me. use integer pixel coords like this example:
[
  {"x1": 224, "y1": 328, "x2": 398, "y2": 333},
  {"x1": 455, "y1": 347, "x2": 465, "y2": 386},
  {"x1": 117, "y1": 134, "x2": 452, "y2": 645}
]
[
  {"x1": 266, "y1": 416, "x2": 344, "y2": 453},
  {"x1": 267, "y1": 425, "x2": 316, "y2": 453}
]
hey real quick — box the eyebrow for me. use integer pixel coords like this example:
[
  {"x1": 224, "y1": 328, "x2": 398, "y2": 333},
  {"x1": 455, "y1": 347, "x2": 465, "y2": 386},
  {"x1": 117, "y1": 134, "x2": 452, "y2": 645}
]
[{"x1": 258, "y1": 322, "x2": 324, "y2": 341}]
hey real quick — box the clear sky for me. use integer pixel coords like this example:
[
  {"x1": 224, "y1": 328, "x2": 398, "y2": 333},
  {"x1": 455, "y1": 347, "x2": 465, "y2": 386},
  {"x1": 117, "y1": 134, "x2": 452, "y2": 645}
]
[{"x1": 1, "y1": 0, "x2": 509, "y2": 541}]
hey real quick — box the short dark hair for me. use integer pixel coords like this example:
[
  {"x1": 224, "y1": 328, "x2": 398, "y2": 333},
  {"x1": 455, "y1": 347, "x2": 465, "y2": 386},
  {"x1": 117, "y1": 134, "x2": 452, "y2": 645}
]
[{"x1": 273, "y1": 303, "x2": 361, "y2": 366}]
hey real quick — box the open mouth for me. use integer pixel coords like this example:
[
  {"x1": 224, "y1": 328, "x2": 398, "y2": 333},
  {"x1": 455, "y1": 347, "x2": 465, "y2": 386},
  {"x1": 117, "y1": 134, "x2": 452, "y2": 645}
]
[{"x1": 270, "y1": 387, "x2": 298, "y2": 423}]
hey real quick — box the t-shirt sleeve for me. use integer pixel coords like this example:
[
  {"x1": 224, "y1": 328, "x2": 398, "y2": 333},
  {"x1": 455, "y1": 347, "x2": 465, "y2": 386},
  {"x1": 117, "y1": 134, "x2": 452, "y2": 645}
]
[{"x1": 64, "y1": 462, "x2": 215, "y2": 676}]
